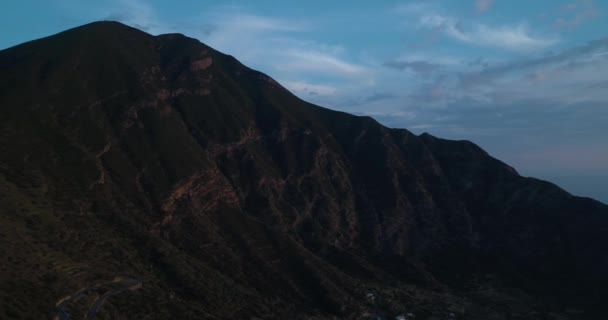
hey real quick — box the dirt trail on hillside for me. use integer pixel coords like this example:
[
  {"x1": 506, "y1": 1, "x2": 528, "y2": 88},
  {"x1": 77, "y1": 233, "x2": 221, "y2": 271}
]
[{"x1": 54, "y1": 277, "x2": 142, "y2": 320}]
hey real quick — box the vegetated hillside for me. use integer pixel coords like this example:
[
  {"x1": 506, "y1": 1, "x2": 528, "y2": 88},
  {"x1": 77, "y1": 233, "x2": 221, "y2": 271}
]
[{"x1": 0, "y1": 21, "x2": 607, "y2": 319}]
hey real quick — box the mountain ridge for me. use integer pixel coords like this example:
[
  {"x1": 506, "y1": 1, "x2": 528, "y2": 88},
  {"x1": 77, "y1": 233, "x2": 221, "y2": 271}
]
[{"x1": 1, "y1": 21, "x2": 607, "y2": 319}]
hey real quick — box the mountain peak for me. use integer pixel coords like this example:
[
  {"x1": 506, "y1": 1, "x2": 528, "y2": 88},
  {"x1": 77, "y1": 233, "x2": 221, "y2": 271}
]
[
  {"x1": 81, "y1": 20, "x2": 131, "y2": 28},
  {"x1": 70, "y1": 20, "x2": 146, "y2": 33},
  {"x1": 1, "y1": 22, "x2": 607, "y2": 319}
]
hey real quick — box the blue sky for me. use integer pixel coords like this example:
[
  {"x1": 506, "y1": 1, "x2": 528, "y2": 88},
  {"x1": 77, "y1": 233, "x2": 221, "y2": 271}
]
[{"x1": 1, "y1": 0, "x2": 607, "y2": 202}]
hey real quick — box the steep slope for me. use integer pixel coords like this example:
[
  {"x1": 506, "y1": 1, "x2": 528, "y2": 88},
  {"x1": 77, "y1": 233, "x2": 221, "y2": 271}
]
[{"x1": 0, "y1": 21, "x2": 606, "y2": 319}]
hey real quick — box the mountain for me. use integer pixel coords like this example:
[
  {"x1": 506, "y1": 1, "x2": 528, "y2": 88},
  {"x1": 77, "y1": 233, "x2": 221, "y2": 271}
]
[{"x1": 0, "y1": 21, "x2": 607, "y2": 319}]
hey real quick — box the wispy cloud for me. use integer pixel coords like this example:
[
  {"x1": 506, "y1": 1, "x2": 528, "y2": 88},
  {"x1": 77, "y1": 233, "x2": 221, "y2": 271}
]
[
  {"x1": 219, "y1": 13, "x2": 307, "y2": 32},
  {"x1": 103, "y1": 0, "x2": 160, "y2": 32},
  {"x1": 455, "y1": 38, "x2": 608, "y2": 105},
  {"x1": 193, "y1": 8, "x2": 375, "y2": 108},
  {"x1": 27, "y1": 0, "x2": 608, "y2": 201},
  {"x1": 198, "y1": 10, "x2": 309, "y2": 57},
  {"x1": 389, "y1": 38, "x2": 608, "y2": 150},
  {"x1": 554, "y1": 0, "x2": 601, "y2": 30},
  {"x1": 418, "y1": 14, "x2": 558, "y2": 51},
  {"x1": 384, "y1": 60, "x2": 441, "y2": 77},
  {"x1": 281, "y1": 81, "x2": 338, "y2": 97},
  {"x1": 279, "y1": 48, "x2": 369, "y2": 77},
  {"x1": 397, "y1": 2, "x2": 558, "y2": 52}
]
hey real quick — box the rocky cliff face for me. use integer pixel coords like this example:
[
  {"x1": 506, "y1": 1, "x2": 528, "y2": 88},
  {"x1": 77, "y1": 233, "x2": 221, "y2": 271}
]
[{"x1": 1, "y1": 21, "x2": 607, "y2": 319}]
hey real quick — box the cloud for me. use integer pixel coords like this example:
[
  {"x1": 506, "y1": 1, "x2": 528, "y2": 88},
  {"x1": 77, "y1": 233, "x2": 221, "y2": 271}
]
[
  {"x1": 205, "y1": 12, "x2": 308, "y2": 35},
  {"x1": 455, "y1": 38, "x2": 608, "y2": 105},
  {"x1": 397, "y1": 3, "x2": 558, "y2": 52},
  {"x1": 554, "y1": 0, "x2": 601, "y2": 30},
  {"x1": 198, "y1": 10, "x2": 309, "y2": 57},
  {"x1": 186, "y1": 8, "x2": 378, "y2": 111},
  {"x1": 380, "y1": 44, "x2": 608, "y2": 182},
  {"x1": 195, "y1": 9, "x2": 371, "y2": 85},
  {"x1": 384, "y1": 60, "x2": 440, "y2": 77},
  {"x1": 381, "y1": 38, "x2": 608, "y2": 167},
  {"x1": 467, "y1": 57, "x2": 491, "y2": 68},
  {"x1": 475, "y1": 0, "x2": 494, "y2": 13},
  {"x1": 43, "y1": 0, "x2": 607, "y2": 202},
  {"x1": 103, "y1": 0, "x2": 160, "y2": 32},
  {"x1": 278, "y1": 48, "x2": 369, "y2": 77},
  {"x1": 418, "y1": 14, "x2": 558, "y2": 51},
  {"x1": 361, "y1": 110, "x2": 416, "y2": 121},
  {"x1": 281, "y1": 81, "x2": 338, "y2": 97},
  {"x1": 363, "y1": 92, "x2": 398, "y2": 103}
]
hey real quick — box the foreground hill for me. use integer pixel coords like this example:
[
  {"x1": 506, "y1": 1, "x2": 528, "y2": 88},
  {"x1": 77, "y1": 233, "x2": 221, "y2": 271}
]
[{"x1": 0, "y1": 21, "x2": 607, "y2": 319}]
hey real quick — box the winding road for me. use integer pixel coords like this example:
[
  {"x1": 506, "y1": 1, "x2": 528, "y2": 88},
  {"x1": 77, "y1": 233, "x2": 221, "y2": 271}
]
[{"x1": 54, "y1": 277, "x2": 142, "y2": 320}]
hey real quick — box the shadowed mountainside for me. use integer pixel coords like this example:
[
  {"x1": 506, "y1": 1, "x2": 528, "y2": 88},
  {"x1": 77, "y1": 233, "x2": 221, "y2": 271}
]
[{"x1": 1, "y1": 21, "x2": 607, "y2": 319}]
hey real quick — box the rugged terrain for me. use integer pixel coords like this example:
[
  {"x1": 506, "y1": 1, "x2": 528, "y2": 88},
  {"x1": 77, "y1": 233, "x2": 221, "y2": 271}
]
[{"x1": 0, "y1": 21, "x2": 607, "y2": 319}]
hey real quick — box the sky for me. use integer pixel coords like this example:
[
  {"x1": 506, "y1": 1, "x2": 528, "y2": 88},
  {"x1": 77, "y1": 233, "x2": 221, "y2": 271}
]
[{"x1": 1, "y1": 0, "x2": 607, "y2": 203}]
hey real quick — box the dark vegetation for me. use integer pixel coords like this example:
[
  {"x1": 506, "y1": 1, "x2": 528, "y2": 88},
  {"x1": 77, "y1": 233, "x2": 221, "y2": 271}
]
[{"x1": 0, "y1": 21, "x2": 607, "y2": 319}]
